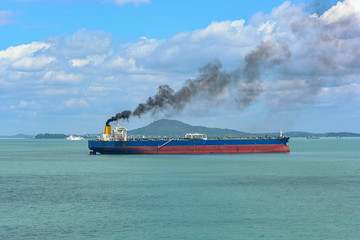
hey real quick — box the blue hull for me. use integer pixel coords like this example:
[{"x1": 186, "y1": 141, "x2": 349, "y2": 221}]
[{"x1": 88, "y1": 137, "x2": 290, "y2": 154}]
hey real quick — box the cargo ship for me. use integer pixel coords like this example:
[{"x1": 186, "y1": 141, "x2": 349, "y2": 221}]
[{"x1": 88, "y1": 124, "x2": 290, "y2": 154}]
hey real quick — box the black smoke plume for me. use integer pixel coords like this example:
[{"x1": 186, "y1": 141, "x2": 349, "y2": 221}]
[
  {"x1": 106, "y1": 41, "x2": 291, "y2": 125},
  {"x1": 132, "y1": 59, "x2": 237, "y2": 117},
  {"x1": 237, "y1": 41, "x2": 291, "y2": 108},
  {"x1": 106, "y1": 110, "x2": 131, "y2": 126}
]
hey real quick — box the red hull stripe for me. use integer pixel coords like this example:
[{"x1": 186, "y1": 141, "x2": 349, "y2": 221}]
[{"x1": 90, "y1": 144, "x2": 290, "y2": 154}]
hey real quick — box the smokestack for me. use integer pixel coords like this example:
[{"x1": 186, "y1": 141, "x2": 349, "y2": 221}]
[
  {"x1": 104, "y1": 125, "x2": 111, "y2": 135},
  {"x1": 104, "y1": 125, "x2": 111, "y2": 134}
]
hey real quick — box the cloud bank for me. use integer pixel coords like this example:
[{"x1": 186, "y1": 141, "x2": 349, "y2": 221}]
[{"x1": 1, "y1": 0, "x2": 359, "y2": 132}]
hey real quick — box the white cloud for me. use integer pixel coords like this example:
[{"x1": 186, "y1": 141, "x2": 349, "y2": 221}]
[
  {"x1": 88, "y1": 85, "x2": 108, "y2": 93},
  {"x1": 112, "y1": 0, "x2": 151, "y2": 6},
  {"x1": 106, "y1": 57, "x2": 141, "y2": 72},
  {"x1": 122, "y1": 19, "x2": 261, "y2": 72},
  {"x1": 42, "y1": 71, "x2": 83, "y2": 84},
  {"x1": 10, "y1": 56, "x2": 55, "y2": 71},
  {"x1": 320, "y1": 0, "x2": 360, "y2": 23},
  {"x1": 63, "y1": 98, "x2": 89, "y2": 109},
  {"x1": 0, "y1": 42, "x2": 50, "y2": 61},
  {"x1": 41, "y1": 88, "x2": 79, "y2": 95},
  {"x1": 70, "y1": 55, "x2": 105, "y2": 67},
  {"x1": 124, "y1": 37, "x2": 160, "y2": 59},
  {"x1": 70, "y1": 58, "x2": 90, "y2": 68},
  {"x1": 1, "y1": 0, "x2": 360, "y2": 133},
  {"x1": 9, "y1": 100, "x2": 40, "y2": 118},
  {"x1": 0, "y1": 10, "x2": 16, "y2": 25},
  {"x1": 50, "y1": 28, "x2": 112, "y2": 57},
  {"x1": 10, "y1": 100, "x2": 40, "y2": 110}
]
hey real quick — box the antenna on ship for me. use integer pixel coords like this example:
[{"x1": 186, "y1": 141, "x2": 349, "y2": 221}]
[{"x1": 280, "y1": 130, "x2": 283, "y2": 138}]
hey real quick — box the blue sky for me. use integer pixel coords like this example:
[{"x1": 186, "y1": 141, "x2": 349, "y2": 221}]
[
  {"x1": 1, "y1": 0, "x2": 359, "y2": 135},
  {"x1": 1, "y1": 0, "x2": 310, "y2": 48}
]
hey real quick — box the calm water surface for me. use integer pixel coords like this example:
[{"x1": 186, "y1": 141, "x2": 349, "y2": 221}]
[{"x1": 1, "y1": 138, "x2": 359, "y2": 239}]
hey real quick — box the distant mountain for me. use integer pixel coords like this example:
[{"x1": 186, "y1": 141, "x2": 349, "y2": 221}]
[
  {"x1": 2, "y1": 120, "x2": 359, "y2": 139},
  {"x1": 0, "y1": 134, "x2": 34, "y2": 139},
  {"x1": 324, "y1": 132, "x2": 360, "y2": 137},
  {"x1": 127, "y1": 119, "x2": 360, "y2": 138},
  {"x1": 33, "y1": 133, "x2": 98, "y2": 139},
  {"x1": 285, "y1": 131, "x2": 321, "y2": 138},
  {"x1": 284, "y1": 131, "x2": 360, "y2": 137},
  {"x1": 35, "y1": 133, "x2": 68, "y2": 139},
  {"x1": 128, "y1": 119, "x2": 257, "y2": 138}
]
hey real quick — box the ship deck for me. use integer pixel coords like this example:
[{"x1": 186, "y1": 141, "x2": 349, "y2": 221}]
[{"x1": 93, "y1": 136, "x2": 288, "y2": 142}]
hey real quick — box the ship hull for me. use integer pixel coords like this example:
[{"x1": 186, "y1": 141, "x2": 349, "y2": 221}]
[{"x1": 88, "y1": 137, "x2": 290, "y2": 154}]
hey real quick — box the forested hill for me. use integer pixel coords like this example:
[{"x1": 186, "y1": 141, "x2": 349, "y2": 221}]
[
  {"x1": 128, "y1": 119, "x2": 267, "y2": 138},
  {"x1": 127, "y1": 119, "x2": 360, "y2": 138},
  {"x1": 2, "y1": 119, "x2": 360, "y2": 138}
]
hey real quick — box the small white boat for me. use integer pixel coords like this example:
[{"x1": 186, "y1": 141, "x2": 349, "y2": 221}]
[
  {"x1": 306, "y1": 136, "x2": 320, "y2": 139},
  {"x1": 67, "y1": 135, "x2": 84, "y2": 140}
]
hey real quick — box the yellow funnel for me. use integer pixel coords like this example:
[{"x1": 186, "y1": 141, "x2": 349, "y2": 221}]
[{"x1": 105, "y1": 125, "x2": 111, "y2": 134}]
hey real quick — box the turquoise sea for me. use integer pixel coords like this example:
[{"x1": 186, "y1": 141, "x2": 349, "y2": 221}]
[{"x1": 1, "y1": 138, "x2": 359, "y2": 239}]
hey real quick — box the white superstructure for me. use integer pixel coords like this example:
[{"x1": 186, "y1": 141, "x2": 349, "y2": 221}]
[{"x1": 100, "y1": 123, "x2": 127, "y2": 141}]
